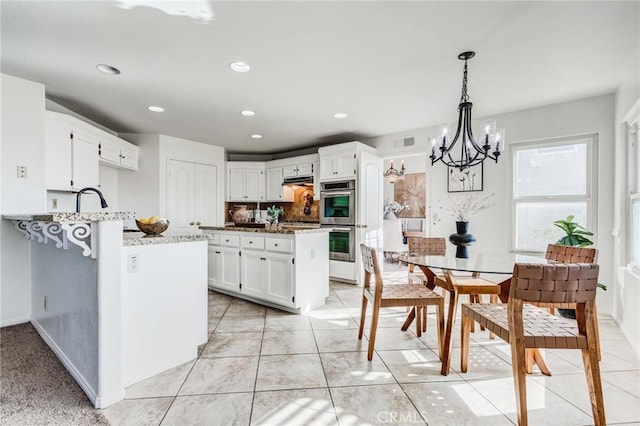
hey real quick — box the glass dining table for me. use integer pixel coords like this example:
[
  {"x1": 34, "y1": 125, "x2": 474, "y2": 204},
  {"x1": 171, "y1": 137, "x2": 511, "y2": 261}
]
[{"x1": 397, "y1": 251, "x2": 551, "y2": 376}]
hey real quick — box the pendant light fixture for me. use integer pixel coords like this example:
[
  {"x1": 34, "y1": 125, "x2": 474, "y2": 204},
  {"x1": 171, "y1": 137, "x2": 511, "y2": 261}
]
[
  {"x1": 384, "y1": 160, "x2": 405, "y2": 184},
  {"x1": 429, "y1": 51, "x2": 504, "y2": 169}
]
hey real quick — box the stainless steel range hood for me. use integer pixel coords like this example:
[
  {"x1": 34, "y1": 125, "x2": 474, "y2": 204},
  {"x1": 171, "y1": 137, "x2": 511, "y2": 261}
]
[{"x1": 282, "y1": 175, "x2": 314, "y2": 186}]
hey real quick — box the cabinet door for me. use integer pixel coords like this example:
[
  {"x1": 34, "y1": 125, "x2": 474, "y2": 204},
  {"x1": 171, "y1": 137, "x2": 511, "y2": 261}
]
[
  {"x1": 313, "y1": 161, "x2": 320, "y2": 200},
  {"x1": 244, "y1": 169, "x2": 264, "y2": 201},
  {"x1": 319, "y1": 157, "x2": 335, "y2": 181},
  {"x1": 219, "y1": 247, "x2": 241, "y2": 291},
  {"x1": 119, "y1": 142, "x2": 139, "y2": 170},
  {"x1": 98, "y1": 135, "x2": 121, "y2": 166},
  {"x1": 167, "y1": 159, "x2": 196, "y2": 234},
  {"x1": 207, "y1": 245, "x2": 221, "y2": 289},
  {"x1": 228, "y1": 169, "x2": 246, "y2": 201},
  {"x1": 240, "y1": 251, "x2": 265, "y2": 298},
  {"x1": 264, "y1": 253, "x2": 294, "y2": 307},
  {"x1": 333, "y1": 153, "x2": 356, "y2": 180},
  {"x1": 44, "y1": 114, "x2": 73, "y2": 190},
  {"x1": 282, "y1": 164, "x2": 298, "y2": 178},
  {"x1": 71, "y1": 130, "x2": 99, "y2": 190},
  {"x1": 265, "y1": 167, "x2": 283, "y2": 201},
  {"x1": 194, "y1": 163, "x2": 217, "y2": 228},
  {"x1": 296, "y1": 162, "x2": 313, "y2": 176}
]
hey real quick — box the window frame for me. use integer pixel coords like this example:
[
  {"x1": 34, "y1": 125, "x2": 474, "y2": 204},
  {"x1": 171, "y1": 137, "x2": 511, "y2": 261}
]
[
  {"x1": 509, "y1": 134, "x2": 597, "y2": 254},
  {"x1": 627, "y1": 119, "x2": 640, "y2": 270}
]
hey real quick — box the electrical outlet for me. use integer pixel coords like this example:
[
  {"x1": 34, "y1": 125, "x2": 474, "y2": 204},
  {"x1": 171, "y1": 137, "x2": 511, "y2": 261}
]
[
  {"x1": 51, "y1": 198, "x2": 58, "y2": 209},
  {"x1": 17, "y1": 166, "x2": 27, "y2": 178},
  {"x1": 127, "y1": 254, "x2": 140, "y2": 273}
]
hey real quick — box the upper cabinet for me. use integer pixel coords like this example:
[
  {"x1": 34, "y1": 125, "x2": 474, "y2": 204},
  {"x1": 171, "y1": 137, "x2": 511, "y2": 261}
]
[
  {"x1": 45, "y1": 111, "x2": 100, "y2": 191},
  {"x1": 227, "y1": 162, "x2": 265, "y2": 201},
  {"x1": 98, "y1": 133, "x2": 139, "y2": 171},
  {"x1": 319, "y1": 152, "x2": 356, "y2": 181},
  {"x1": 282, "y1": 162, "x2": 314, "y2": 179}
]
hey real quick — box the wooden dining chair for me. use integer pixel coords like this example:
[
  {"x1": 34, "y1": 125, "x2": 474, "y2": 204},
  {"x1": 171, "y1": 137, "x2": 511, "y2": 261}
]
[
  {"x1": 460, "y1": 263, "x2": 604, "y2": 426},
  {"x1": 358, "y1": 244, "x2": 445, "y2": 361},
  {"x1": 539, "y1": 244, "x2": 601, "y2": 361},
  {"x1": 406, "y1": 237, "x2": 446, "y2": 286}
]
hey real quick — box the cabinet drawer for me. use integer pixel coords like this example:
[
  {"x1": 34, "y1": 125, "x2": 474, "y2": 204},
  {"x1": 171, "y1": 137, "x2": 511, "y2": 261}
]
[
  {"x1": 241, "y1": 235, "x2": 265, "y2": 249},
  {"x1": 208, "y1": 234, "x2": 220, "y2": 245},
  {"x1": 266, "y1": 237, "x2": 293, "y2": 253},
  {"x1": 219, "y1": 235, "x2": 240, "y2": 247}
]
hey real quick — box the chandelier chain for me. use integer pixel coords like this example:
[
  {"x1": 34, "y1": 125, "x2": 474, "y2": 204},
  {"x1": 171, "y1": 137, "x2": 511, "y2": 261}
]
[{"x1": 460, "y1": 59, "x2": 469, "y2": 103}]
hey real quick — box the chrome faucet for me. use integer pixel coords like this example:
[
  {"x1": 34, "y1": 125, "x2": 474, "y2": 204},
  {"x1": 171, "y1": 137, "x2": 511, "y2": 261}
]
[{"x1": 76, "y1": 187, "x2": 108, "y2": 213}]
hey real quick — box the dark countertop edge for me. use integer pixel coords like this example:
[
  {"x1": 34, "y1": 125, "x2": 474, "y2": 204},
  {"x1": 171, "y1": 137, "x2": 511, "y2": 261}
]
[{"x1": 199, "y1": 226, "x2": 329, "y2": 234}]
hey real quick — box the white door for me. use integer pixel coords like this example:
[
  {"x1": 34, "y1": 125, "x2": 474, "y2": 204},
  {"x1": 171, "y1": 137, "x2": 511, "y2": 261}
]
[
  {"x1": 228, "y1": 169, "x2": 246, "y2": 201},
  {"x1": 207, "y1": 245, "x2": 220, "y2": 289},
  {"x1": 244, "y1": 169, "x2": 264, "y2": 201},
  {"x1": 264, "y1": 253, "x2": 294, "y2": 307},
  {"x1": 194, "y1": 163, "x2": 217, "y2": 230},
  {"x1": 167, "y1": 159, "x2": 196, "y2": 234},
  {"x1": 282, "y1": 164, "x2": 298, "y2": 178},
  {"x1": 333, "y1": 153, "x2": 356, "y2": 179},
  {"x1": 297, "y1": 162, "x2": 313, "y2": 176},
  {"x1": 266, "y1": 167, "x2": 283, "y2": 201},
  {"x1": 72, "y1": 131, "x2": 99, "y2": 190},
  {"x1": 219, "y1": 247, "x2": 241, "y2": 291},
  {"x1": 241, "y1": 251, "x2": 265, "y2": 298}
]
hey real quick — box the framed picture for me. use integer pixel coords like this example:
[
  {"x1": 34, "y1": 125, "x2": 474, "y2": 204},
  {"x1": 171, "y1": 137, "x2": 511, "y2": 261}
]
[
  {"x1": 394, "y1": 173, "x2": 426, "y2": 218},
  {"x1": 447, "y1": 163, "x2": 483, "y2": 192}
]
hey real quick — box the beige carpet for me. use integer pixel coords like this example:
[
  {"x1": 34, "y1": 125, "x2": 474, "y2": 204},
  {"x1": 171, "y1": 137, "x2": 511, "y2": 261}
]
[{"x1": 0, "y1": 322, "x2": 109, "y2": 425}]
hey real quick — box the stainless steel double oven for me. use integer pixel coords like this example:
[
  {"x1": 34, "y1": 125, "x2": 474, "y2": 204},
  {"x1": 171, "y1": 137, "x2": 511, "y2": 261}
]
[{"x1": 320, "y1": 180, "x2": 356, "y2": 262}]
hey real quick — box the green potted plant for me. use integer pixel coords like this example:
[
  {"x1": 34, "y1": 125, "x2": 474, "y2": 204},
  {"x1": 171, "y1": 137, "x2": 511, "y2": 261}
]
[{"x1": 553, "y1": 215, "x2": 606, "y2": 319}]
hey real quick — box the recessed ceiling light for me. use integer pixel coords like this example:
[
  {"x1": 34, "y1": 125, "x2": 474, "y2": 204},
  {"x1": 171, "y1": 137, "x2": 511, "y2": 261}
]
[
  {"x1": 334, "y1": 113, "x2": 347, "y2": 119},
  {"x1": 241, "y1": 110, "x2": 255, "y2": 116},
  {"x1": 230, "y1": 61, "x2": 251, "y2": 72},
  {"x1": 148, "y1": 106, "x2": 165, "y2": 112},
  {"x1": 96, "y1": 64, "x2": 121, "y2": 75},
  {"x1": 251, "y1": 134, "x2": 262, "y2": 139}
]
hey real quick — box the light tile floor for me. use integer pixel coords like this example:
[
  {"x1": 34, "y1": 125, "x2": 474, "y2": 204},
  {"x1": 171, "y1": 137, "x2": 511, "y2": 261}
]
[{"x1": 102, "y1": 262, "x2": 640, "y2": 425}]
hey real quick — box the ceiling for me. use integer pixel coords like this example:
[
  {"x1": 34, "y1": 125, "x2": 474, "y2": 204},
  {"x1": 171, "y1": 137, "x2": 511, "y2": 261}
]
[{"x1": 1, "y1": 1, "x2": 638, "y2": 154}]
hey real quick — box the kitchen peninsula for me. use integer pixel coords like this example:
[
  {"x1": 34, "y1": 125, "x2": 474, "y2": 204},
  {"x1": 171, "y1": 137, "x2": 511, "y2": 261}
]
[
  {"x1": 201, "y1": 224, "x2": 329, "y2": 313},
  {"x1": 3, "y1": 212, "x2": 209, "y2": 409}
]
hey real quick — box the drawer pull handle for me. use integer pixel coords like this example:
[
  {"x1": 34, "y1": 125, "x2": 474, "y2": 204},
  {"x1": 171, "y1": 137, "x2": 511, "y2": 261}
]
[
  {"x1": 274, "y1": 243, "x2": 278, "y2": 247},
  {"x1": 249, "y1": 241, "x2": 253, "y2": 244}
]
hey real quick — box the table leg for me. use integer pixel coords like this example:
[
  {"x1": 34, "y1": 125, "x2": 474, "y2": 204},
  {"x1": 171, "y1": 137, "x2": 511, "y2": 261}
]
[{"x1": 440, "y1": 289, "x2": 458, "y2": 376}]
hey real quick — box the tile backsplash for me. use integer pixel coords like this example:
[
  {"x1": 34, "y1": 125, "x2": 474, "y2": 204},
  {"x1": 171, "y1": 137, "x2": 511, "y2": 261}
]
[{"x1": 225, "y1": 187, "x2": 318, "y2": 223}]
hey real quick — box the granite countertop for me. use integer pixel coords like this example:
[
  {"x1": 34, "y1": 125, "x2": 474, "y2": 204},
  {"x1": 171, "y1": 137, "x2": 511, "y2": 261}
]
[
  {"x1": 200, "y1": 224, "x2": 328, "y2": 235},
  {"x1": 123, "y1": 232, "x2": 213, "y2": 246},
  {"x1": 3, "y1": 211, "x2": 136, "y2": 222}
]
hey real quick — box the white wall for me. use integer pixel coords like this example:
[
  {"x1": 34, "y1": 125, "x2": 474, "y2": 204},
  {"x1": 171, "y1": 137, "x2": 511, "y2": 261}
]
[
  {"x1": 1, "y1": 74, "x2": 46, "y2": 326},
  {"x1": 370, "y1": 94, "x2": 617, "y2": 315},
  {"x1": 119, "y1": 133, "x2": 226, "y2": 228}
]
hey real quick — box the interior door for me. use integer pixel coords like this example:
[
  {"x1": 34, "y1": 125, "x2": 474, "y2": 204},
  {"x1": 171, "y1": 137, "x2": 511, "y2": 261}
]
[
  {"x1": 194, "y1": 163, "x2": 217, "y2": 229},
  {"x1": 167, "y1": 159, "x2": 196, "y2": 234}
]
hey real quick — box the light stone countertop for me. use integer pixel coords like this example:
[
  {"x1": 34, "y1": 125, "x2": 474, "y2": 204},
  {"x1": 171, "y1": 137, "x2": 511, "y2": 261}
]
[
  {"x1": 3, "y1": 211, "x2": 136, "y2": 222},
  {"x1": 123, "y1": 232, "x2": 212, "y2": 246},
  {"x1": 199, "y1": 224, "x2": 329, "y2": 235}
]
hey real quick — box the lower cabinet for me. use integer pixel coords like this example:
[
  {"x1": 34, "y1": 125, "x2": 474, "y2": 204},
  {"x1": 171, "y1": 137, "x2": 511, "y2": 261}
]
[
  {"x1": 207, "y1": 245, "x2": 240, "y2": 292},
  {"x1": 240, "y1": 250, "x2": 294, "y2": 306},
  {"x1": 205, "y1": 230, "x2": 329, "y2": 313}
]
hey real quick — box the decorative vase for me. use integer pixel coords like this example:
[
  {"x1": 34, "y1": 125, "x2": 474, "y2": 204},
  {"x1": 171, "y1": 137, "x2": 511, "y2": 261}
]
[
  {"x1": 230, "y1": 205, "x2": 250, "y2": 225},
  {"x1": 448, "y1": 221, "x2": 476, "y2": 258},
  {"x1": 384, "y1": 211, "x2": 397, "y2": 220}
]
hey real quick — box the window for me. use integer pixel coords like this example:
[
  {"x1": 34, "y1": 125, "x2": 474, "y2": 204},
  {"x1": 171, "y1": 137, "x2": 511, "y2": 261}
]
[{"x1": 511, "y1": 135, "x2": 595, "y2": 252}]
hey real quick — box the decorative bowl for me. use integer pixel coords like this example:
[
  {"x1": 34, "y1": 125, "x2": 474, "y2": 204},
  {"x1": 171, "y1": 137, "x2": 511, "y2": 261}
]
[{"x1": 135, "y1": 218, "x2": 169, "y2": 235}]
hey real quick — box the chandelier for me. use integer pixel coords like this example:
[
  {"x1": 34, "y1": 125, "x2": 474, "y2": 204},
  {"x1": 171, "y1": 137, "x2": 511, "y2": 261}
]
[
  {"x1": 429, "y1": 51, "x2": 504, "y2": 169},
  {"x1": 384, "y1": 160, "x2": 405, "y2": 184}
]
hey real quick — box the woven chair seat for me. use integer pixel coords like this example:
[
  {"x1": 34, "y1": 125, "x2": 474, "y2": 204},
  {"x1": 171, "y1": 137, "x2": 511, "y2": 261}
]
[
  {"x1": 462, "y1": 303, "x2": 587, "y2": 349},
  {"x1": 368, "y1": 284, "x2": 443, "y2": 307}
]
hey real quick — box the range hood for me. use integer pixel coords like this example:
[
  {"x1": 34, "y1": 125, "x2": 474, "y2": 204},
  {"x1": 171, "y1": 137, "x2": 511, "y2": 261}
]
[{"x1": 282, "y1": 175, "x2": 314, "y2": 186}]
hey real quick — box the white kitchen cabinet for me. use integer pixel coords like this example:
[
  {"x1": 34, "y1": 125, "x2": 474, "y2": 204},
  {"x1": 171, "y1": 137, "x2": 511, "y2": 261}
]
[
  {"x1": 227, "y1": 162, "x2": 265, "y2": 201},
  {"x1": 319, "y1": 152, "x2": 356, "y2": 181},
  {"x1": 44, "y1": 111, "x2": 100, "y2": 191},
  {"x1": 203, "y1": 229, "x2": 329, "y2": 313},
  {"x1": 98, "y1": 133, "x2": 139, "y2": 170},
  {"x1": 207, "y1": 244, "x2": 241, "y2": 292},
  {"x1": 266, "y1": 166, "x2": 294, "y2": 202},
  {"x1": 167, "y1": 159, "x2": 217, "y2": 234},
  {"x1": 282, "y1": 162, "x2": 313, "y2": 178}
]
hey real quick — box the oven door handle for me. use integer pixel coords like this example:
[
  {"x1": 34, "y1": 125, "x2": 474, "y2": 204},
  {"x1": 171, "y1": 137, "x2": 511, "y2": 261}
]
[
  {"x1": 321, "y1": 191, "x2": 352, "y2": 196},
  {"x1": 331, "y1": 227, "x2": 353, "y2": 232}
]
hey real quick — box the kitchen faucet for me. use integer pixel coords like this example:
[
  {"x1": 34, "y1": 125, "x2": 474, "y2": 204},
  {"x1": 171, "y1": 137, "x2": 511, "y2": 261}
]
[{"x1": 76, "y1": 187, "x2": 108, "y2": 213}]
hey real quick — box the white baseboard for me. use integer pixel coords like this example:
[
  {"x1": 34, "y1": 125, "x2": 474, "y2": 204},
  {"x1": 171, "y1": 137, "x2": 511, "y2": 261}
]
[
  {"x1": 0, "y1": 315, "x2": 31, "y2": 328},
  {"x1": 30, "y1": 319, "x2": 100, "y2": 407}
]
